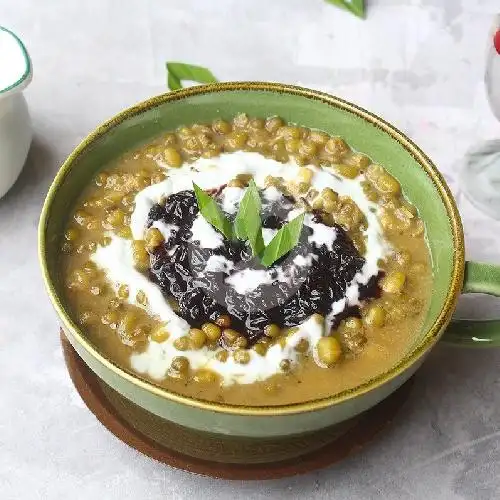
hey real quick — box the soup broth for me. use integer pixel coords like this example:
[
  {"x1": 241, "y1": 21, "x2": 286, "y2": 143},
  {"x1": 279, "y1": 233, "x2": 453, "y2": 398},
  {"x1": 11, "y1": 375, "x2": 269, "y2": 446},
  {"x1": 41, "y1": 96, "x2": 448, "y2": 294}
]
[{"x1": 61, "y1": 114, "x2": 432, "y2": 406}]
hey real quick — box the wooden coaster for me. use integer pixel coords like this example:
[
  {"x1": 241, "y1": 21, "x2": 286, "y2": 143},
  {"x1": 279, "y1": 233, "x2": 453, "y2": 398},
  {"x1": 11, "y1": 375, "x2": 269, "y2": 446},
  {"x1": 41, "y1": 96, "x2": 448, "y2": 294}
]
[{"x1": 61, "y1": 332, "x2": 413, "y2": 480}]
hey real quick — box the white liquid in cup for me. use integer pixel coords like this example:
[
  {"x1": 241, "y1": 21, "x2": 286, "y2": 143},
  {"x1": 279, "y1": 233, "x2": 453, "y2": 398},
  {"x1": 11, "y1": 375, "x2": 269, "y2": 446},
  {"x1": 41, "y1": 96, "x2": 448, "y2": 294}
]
[{"x1": 0, "y1": 27, "x2": 32, "y2": 200}]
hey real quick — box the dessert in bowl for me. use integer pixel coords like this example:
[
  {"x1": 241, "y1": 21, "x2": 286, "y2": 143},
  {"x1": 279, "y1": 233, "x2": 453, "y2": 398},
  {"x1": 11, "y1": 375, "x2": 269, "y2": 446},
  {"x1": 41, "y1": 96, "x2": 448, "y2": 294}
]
[
  {"x1": 59, "y1": 113, "x2": 431, "y2": 407},
  {"x1": 39, "y1": 83, "x2": 500, "y2": 443}
]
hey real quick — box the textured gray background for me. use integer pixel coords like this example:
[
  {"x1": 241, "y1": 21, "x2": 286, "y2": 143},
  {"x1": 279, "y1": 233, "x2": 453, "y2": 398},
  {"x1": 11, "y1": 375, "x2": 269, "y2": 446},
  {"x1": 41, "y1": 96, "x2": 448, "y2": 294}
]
[{"x1": 1, "y1": 1, "x2": 500, "y2": 498}]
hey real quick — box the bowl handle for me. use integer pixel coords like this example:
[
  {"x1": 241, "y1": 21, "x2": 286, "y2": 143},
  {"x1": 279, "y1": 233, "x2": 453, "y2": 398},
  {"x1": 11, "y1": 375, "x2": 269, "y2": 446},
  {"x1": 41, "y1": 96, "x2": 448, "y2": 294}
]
[{"x1": 441, "y1": 261, "x2": 500, "y2": 346}]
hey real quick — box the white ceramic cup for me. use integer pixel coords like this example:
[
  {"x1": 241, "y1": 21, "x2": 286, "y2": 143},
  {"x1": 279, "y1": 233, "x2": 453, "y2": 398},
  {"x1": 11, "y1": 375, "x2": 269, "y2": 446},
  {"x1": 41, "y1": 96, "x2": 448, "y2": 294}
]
[{"x1": 0, "y1": 26, "x2": 32, "y2": 200}]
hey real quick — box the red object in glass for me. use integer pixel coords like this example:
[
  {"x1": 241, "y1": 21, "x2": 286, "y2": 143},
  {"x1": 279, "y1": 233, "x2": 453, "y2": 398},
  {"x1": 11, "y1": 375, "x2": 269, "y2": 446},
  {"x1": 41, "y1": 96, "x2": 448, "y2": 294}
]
[{"x1": 494, "y1": 29, "x2": 500, "y2": 55}]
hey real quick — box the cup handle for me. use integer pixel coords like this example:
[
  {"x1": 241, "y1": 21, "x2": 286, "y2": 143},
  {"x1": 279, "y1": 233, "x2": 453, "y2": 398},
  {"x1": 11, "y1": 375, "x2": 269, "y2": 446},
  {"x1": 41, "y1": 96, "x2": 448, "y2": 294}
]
[{"x1": 442, "y1": 261, "x2": 500, "y2": 346}]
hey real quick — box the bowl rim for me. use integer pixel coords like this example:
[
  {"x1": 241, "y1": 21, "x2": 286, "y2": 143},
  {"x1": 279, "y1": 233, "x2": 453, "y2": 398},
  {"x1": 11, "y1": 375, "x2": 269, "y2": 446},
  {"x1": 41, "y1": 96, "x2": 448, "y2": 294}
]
[{"x1": 38, "y1": 81, "x2": 465, "y2": 416}]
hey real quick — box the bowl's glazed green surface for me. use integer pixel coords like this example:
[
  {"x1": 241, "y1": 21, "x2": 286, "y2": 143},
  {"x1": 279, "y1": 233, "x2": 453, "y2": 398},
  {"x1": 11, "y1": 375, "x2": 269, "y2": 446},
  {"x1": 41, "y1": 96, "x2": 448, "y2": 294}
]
[{"x1": 39, "y1": 83, "x2": 465, "y2": 438}]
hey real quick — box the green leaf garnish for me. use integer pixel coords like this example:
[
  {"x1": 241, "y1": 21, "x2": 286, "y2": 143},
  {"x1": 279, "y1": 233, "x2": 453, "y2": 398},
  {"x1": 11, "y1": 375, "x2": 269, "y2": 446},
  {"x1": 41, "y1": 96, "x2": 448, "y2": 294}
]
[
  {"x1": 192, "y1": 183, "x2": 233, "y2": 239},
  {"x1": 233, "y1": 179, "x2": 265, "y2": 257},
  {"x1": 260, "y1": 213, "x2": 305, "y2": 268},
  {"x1": 166, "y1": 62, "x2": 219, "y2": 91},
  {"x1": 325, "y1": 0, "x2": 365, "y2": 19},
  {"x1": 193, "y1": 182, "x2": 305, "y2": 267}
]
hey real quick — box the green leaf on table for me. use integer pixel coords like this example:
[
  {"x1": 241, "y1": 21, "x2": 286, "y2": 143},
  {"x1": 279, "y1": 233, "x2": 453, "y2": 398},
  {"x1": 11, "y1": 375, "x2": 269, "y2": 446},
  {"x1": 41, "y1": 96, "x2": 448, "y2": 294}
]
[
  {"x1": 166, "y1": 62, "x2": 219, "y2": 91},
  {"x1": 192, "y1": 183, "x2": 233, "y2": 240},
  {"x1": 325, "y1": 0, "x2": 365, "y2": 19},
  {"x1": 233, "y1": 180, "x2": 265, "y2": 257},
  {"x1": 260, "y1": 213, "x2": 305, "y2": 268}
]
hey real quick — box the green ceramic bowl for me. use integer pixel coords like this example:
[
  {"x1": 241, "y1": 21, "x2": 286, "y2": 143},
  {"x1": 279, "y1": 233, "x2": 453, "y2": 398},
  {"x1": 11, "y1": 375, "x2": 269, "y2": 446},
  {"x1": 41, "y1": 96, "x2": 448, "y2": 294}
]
[{"x1": 39, "y1": 82, "x2": 500, "y2": 442}]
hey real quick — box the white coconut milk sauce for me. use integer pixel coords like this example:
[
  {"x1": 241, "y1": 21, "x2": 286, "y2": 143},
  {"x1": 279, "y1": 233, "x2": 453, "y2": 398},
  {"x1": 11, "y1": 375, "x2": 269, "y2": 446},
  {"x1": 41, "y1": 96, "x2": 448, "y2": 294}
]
[
  {"x1": 91, "y1": 151, "x2": 389, "y2": 385},
  {"x1": 0, "y1": 28, "x2": 28, "y2": 92}
]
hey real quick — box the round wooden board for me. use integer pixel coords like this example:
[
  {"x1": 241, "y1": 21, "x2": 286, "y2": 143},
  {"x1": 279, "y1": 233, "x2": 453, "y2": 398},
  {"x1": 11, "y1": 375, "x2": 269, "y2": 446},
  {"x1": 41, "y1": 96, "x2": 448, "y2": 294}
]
[{"x1": 61, "y1": 331, "x2": 413, "y2": 480}]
